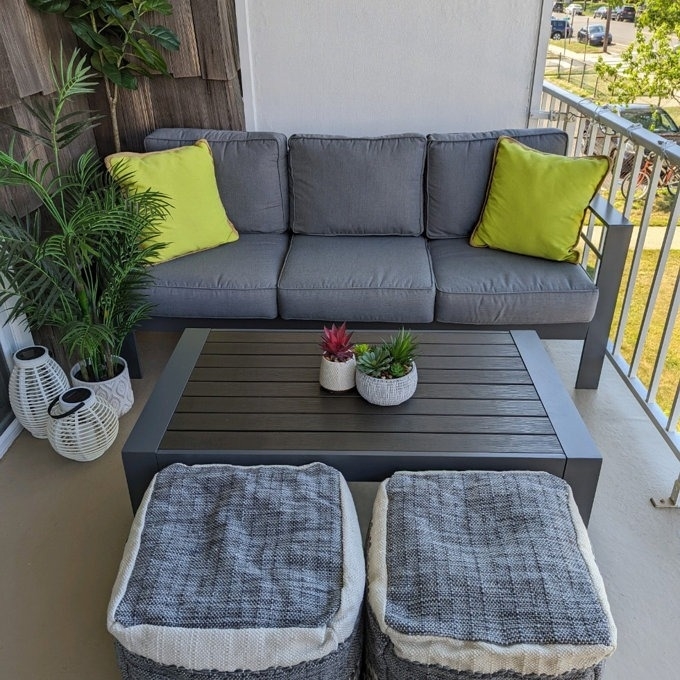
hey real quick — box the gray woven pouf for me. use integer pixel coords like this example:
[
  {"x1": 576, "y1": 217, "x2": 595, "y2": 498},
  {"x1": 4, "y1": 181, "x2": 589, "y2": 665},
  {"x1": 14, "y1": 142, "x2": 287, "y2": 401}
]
[
  {"x1": 366, "y1": 470, "x2": 616, "y2": 680},
  {"x1": 107, "y1": 462, "x2": 364, "y2": 679}
]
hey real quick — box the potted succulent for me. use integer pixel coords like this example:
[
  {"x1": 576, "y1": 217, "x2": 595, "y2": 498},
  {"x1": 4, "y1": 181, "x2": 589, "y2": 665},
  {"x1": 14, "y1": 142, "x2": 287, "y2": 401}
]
[
  {"x1": 355, "y1": 329, "x2": 418, "y2": 406},
  {"x1": 0, "y1": 49, "x2": 168, "y2": 417},
  {"x1": 319, "y1": 322, "x2": 356, "y2": 392}
]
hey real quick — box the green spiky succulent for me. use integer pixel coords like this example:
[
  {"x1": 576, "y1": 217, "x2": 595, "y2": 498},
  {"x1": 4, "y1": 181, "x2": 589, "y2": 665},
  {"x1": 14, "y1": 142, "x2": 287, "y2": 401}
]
[{"x1": 356, "y1": 329, "x2": 418, "y2": 379}]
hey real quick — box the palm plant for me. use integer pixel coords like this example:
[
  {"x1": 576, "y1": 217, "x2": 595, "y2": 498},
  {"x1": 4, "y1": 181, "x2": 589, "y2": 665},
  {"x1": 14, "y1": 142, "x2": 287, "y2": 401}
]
[{"x1": 0, "y1": 48, "x2": 168, "y2": 381}]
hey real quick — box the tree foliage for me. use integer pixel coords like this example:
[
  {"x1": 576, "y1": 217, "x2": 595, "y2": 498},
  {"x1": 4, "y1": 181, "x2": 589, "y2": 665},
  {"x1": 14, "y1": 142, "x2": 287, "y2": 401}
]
[{"x1": 596, "y1": 0, "x2": 680, "y2": 106}]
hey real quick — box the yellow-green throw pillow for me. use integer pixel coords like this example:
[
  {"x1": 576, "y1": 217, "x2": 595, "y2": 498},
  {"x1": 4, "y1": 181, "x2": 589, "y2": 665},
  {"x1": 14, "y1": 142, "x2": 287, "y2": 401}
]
[
  {"x1": 105, "y1": 140, "x2": 238, "y2": 263},
  {"x1": 469, "y1": 136, "x2": 609, "y2": 263}
]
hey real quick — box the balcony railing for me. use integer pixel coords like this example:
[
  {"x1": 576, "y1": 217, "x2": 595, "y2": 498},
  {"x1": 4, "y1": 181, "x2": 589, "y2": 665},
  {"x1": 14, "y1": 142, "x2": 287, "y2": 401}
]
[{"x1": 538, "y1": 81, "x2": 680, "y2": 506}]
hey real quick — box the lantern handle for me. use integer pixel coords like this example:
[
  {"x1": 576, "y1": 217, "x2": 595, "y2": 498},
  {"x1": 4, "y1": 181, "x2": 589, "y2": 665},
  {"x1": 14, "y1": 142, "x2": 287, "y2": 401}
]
[{"x1": 47, "y1": 396, "x2": 85, "y2": 419}]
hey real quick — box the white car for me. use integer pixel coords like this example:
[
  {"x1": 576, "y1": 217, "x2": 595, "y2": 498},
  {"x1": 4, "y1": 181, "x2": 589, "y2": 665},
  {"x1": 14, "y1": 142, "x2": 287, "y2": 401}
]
[{"x1": 566, "y1": 3, "x2": 584, "y2": 14}]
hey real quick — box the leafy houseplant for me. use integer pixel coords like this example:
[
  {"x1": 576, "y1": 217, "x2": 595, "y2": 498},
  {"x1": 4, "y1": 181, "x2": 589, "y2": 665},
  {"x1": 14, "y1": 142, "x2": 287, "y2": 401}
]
[
  {"x1": 319, "y1": 322, "x2": 356, "y2": 392},
  {"x1": 0, "y1": 49, "x2": 168, "y2": 413},
  {"x1": 28, "y1": 0, "x2": 180, "y2": 152},
  {"x1": 355, "y1": 329, "x2": 419, "y2": 406}
]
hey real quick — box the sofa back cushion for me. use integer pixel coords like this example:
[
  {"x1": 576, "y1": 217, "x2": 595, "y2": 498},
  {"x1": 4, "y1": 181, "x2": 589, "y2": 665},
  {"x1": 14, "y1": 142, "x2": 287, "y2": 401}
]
[
  {"x1": 145, "y1": 128, "x2": 288, "y2": 234},
  {"x1": 426, "y1": 129, "x2": 568, "y2": 239},
  {"x1": 288, "y1": 134, "x2": 427, "y2": 235}
]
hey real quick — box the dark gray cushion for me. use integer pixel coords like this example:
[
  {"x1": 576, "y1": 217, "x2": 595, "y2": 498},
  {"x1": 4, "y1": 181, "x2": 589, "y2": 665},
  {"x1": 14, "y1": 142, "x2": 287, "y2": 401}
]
[
  {"x1": 426, "y1": 129, "x2": 569, "y2": 239},
  {"x1": 145, "y1": 128, "x2": 288, "y2": 234},
  {"x1": 278, "y1": 235, "x2": 435, "y2": 322},
  {"x1": 147, "y1": 234, "x2": 289, "y2": 319},
  {"x1": 288, "y1": 134, "x2": 427, "y2": 236},
  {"x1": 429, "y1": 238, "x2": 598, "y2": 325}
]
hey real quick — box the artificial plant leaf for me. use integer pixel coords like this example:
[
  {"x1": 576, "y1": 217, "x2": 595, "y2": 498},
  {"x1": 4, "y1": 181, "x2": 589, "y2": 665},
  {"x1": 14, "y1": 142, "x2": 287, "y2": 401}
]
[
  {"x1": 139, "y1": 0, "x2": 173, "y2": 15},
  {"x1": 69, "y1": 19, "x2": 109, "y2": 50},
  {"x1": 147, "y1": 25, "x2": 180, "y2": 51},
  {"x1": 130, "y1": 38, "x2": 168, "y2": 73},
  {"x1": 26, "y1": 0, "x2": 71, "y2": 13}
]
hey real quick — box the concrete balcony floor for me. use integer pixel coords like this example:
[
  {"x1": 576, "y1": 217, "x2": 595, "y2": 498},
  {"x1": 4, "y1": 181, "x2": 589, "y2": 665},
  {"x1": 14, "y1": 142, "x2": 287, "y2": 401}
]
[{"x1": 0, "y1": 332, "x2": 678, "y2": 679}]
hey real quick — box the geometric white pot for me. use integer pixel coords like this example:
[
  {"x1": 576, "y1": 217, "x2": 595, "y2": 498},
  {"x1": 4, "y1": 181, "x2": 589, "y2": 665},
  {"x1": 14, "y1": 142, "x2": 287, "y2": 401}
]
[
  {"x1": 319, "y1": 355, "x2": 356, "y2": 392},
  {"x1": 355, "y1": 363, "x2": 418, "y2": 406},
  {"x1": 47, "y1": 387, "x2": 119, "y2": 462},
  {"x1": 8, "y1": 345, "x2": 70, "y2": 438},
  {"x1": 70, "y1": 355, "x2": 133, "y2": 417}
]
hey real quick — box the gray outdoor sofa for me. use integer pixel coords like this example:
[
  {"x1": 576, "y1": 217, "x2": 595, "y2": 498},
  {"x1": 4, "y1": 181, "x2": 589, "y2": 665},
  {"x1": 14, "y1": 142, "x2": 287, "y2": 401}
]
[{"x1": 135, "y1": 127, "x2": 633, "y2": 389}]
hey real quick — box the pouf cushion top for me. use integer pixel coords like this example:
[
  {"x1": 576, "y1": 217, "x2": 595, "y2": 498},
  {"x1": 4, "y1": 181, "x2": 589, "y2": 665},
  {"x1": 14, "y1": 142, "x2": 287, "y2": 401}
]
[
  {"x1": 368, "y1": 470, "x2": 616, "y2": 677},
  {"x1": 108, "y1": 462, "x2": 364, "y2": 673}
]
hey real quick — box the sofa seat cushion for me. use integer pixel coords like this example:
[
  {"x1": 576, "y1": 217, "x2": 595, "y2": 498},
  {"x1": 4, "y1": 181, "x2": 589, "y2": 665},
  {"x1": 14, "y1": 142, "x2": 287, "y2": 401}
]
[
  {"x1": 147, "y1": 233, "x2": 289, "y2": 319},
  {"x1": 429, "y1": 238, "x2": 598, "y2": 325},
  {"x1": 145, "y1": 129, "x2": 289, "y2": 234},
  {"x1": 288, "y1": 134, "x2": 426, "y2": 235},
  {"x1": 278, "y1": 235, "x2": 435, "y2": 322}
]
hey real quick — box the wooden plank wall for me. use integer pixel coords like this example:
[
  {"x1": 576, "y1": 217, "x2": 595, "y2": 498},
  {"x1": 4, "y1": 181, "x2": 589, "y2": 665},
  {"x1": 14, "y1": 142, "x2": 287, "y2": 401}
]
[{"x1": 0, "y1": 0, "x2": 245, "y2": 212}]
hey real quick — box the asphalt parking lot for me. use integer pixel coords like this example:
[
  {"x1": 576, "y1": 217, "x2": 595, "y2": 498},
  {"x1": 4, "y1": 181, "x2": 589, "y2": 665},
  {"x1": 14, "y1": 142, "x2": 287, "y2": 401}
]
[{"x1": 554, "y1": 11, "x2": 637, "y2": 55}]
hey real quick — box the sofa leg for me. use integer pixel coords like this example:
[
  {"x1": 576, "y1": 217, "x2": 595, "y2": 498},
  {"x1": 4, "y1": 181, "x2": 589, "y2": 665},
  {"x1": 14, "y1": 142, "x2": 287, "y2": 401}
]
[
  {"x1": 575, "y1": 332, "x2": 605, "y2": 389},
  {"x1": 121, "y1": 332, "x2": 142, "y2": 380}
]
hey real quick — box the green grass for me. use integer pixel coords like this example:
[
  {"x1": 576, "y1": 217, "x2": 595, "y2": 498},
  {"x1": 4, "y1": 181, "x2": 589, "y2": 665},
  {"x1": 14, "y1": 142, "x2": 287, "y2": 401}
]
[{"x1": 612, "y1": 250, "x2": 680, "y2": 422}]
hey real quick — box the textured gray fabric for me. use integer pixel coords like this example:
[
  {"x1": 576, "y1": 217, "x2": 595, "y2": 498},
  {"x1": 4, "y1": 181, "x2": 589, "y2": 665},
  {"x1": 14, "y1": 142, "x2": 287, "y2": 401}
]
[
  {"x1": 116, "y1": 463, "x2": 342, "y2": 630},
  {"x1": 114, "y1": 620, "x2": 363, "y2": 680},
  {"x1": 288, "y1": 134, "x2": 426, "y2": 235},
  {"x1": 278, "y1": 235, "x2": 435, "y2": 322},
  {"x1": 365, "y1": 610, "x2": 604, "y2": 680},
  {"x1": 146, "y1": 233, "x2": 289, "y2": 319},
  {"x1": 428, "y1": 238, "x2": 599, "y2": 324},
  {"x1": 145, "y1": 129, "x2": 289, "y2": 234},
  {"x1": 382, "y1": 472, "x2": 613, "y2": 647},
  {"x1": 426, "y1": 129, "x2": 569, "y2": 239}
]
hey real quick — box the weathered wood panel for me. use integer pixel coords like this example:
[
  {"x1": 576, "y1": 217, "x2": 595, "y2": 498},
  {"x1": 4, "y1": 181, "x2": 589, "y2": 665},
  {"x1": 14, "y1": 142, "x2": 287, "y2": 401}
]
[{"x1": 1, "y1": 0, "x2": 244, "y2": 160}]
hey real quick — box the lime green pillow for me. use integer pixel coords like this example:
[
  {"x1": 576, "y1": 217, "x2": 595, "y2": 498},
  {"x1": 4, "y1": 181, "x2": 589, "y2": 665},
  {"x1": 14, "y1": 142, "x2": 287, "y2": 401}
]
[
  {"x1": 105, "y1": 140, "x2": 238, "y2": 263},
  {"x1": 469, "y1": 136, "x2": 609, "y2": 263}
]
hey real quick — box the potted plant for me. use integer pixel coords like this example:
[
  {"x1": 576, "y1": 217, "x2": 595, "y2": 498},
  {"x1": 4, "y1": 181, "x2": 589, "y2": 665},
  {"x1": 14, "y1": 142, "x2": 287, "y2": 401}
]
[
  {"x1": 0, "y1": 49, "x2": 168, "y2": 416},
  {"x1": 355, "y1": 329, "x2": 418, "y2": 406},
  {"x1": 319, "y1": 322, "x2": 356, "y2": 392}
]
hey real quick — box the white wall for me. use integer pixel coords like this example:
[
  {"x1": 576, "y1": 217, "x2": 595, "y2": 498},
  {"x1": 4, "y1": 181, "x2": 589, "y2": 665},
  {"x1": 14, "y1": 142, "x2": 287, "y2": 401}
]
[{"x1": 236, "y1": 0, "x2": 550, "y2": 136}]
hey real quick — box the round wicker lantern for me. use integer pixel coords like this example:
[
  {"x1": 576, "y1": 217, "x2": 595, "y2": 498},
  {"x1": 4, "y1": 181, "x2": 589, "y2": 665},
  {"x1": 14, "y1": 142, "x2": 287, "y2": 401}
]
[
  {"x1": 47, "y1": 387, "x2": 119, "y2": 462},
  {"x1": 356, "y1": 363, "x2": 418, "y2": 406},
  {"x1": 8, "y1": 345, "x2": 70, "y2": 439}
]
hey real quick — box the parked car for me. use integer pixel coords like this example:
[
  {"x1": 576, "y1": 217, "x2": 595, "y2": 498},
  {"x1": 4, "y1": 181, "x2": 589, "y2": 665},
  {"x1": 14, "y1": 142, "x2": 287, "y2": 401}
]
[
  {"x1": 552, "y1": 2, "x2": 565, "y2": 12},
  {"x1": 565, "y1": 3, "x2": 584, "y2": 15},
  {"x1": 550, "y1": 17, "x2": 573, "y2": 39},
  {"x1": 593, "y1": 6, "x2": 610, "y2": 19},
  {"x1": 577, "y1": 24, "x2": 613, "y2": 46},
  {"x1": 614, "y1": 5, "x2": 636, "y2": 21}
]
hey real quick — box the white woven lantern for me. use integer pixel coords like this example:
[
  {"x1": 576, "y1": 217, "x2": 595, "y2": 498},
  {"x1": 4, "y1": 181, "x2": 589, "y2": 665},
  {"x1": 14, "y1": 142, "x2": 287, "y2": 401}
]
[
  {"x1": 9, "y1": 345, "x2": 70, "y2": 438},
  {"x1": 47, "y1": 387, "x2": 119, "y2": 462}
]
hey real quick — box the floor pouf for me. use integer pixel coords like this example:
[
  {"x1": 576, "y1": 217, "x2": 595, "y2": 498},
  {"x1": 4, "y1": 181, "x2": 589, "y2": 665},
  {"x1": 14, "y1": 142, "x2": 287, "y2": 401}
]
[
  {"x1": 366, "y1": 470, "x2": 617, "y2": 680},
  {"x1": 107, "y1": 462, "x2": 365, "y2": 679}
]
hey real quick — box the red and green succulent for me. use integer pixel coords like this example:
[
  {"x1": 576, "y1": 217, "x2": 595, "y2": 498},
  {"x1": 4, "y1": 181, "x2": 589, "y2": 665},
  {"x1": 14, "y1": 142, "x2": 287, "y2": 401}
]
[{"x1": 320, "y1": 322, "x2": 355, "y2": 362}]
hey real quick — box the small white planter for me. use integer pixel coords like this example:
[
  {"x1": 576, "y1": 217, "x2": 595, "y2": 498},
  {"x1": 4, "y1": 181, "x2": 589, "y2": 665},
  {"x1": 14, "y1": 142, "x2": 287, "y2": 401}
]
[
  {"x1": 356, "y1": 363, "x2": 418, "y2": 406},
  {"x1": 319, "y1": 355, "x2": 356, "y2": 392},
  {"x1": 9, "y1": 345, "x2": 70, "y2": 438},
  {"x1": 70, "y1": 356, "x2": 133, "y2": 417}
]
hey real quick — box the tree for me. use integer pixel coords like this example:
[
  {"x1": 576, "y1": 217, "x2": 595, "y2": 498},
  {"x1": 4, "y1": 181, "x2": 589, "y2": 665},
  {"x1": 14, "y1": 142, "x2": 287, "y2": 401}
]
[
  {"x1": 27, "y1": 1, "x2": 180, "y2": 152},
  {"x1": 596, "y1": 0, "x2": 680, "y2": 106}
]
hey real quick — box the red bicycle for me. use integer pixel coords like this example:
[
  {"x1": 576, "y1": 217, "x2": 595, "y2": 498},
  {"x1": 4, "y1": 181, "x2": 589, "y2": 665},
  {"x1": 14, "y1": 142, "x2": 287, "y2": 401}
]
[{"x1": 620, "y1": 152, "x2": 680, "y2": 200}]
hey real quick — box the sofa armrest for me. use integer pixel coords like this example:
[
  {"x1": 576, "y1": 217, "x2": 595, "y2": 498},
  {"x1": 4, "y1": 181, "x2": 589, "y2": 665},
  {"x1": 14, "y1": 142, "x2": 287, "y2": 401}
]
[{"x1": 576, "y1": 195, "x2": 633, "y2": 388}]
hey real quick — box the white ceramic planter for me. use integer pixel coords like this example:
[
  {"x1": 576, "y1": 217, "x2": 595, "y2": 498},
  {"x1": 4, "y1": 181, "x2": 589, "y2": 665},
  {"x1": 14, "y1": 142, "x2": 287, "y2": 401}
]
[
  {"x1": 70, "y1": 356, "x2": 133, "y2": 417},
  {"x1": 9, "y1": 345, "x2": 70, "y2": 438},
  {"x1": 356, "y1": 363, "x2": 418, "y2": 406},
  {"x1": 319, "y1": 355, "x2": 356, "y2": 392}
]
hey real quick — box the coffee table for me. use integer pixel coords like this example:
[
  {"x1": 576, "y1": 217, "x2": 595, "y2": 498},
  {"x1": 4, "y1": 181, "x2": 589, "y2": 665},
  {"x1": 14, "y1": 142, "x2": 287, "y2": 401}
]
[{"x1": 123, "y1": 329, "x2": 602, "y2": 523}]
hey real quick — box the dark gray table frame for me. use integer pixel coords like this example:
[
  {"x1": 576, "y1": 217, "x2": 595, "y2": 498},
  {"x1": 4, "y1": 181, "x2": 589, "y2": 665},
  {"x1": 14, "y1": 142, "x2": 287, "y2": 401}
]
[{"x1": 123, "y1": 329, "x2": 601, "y2": 523}]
